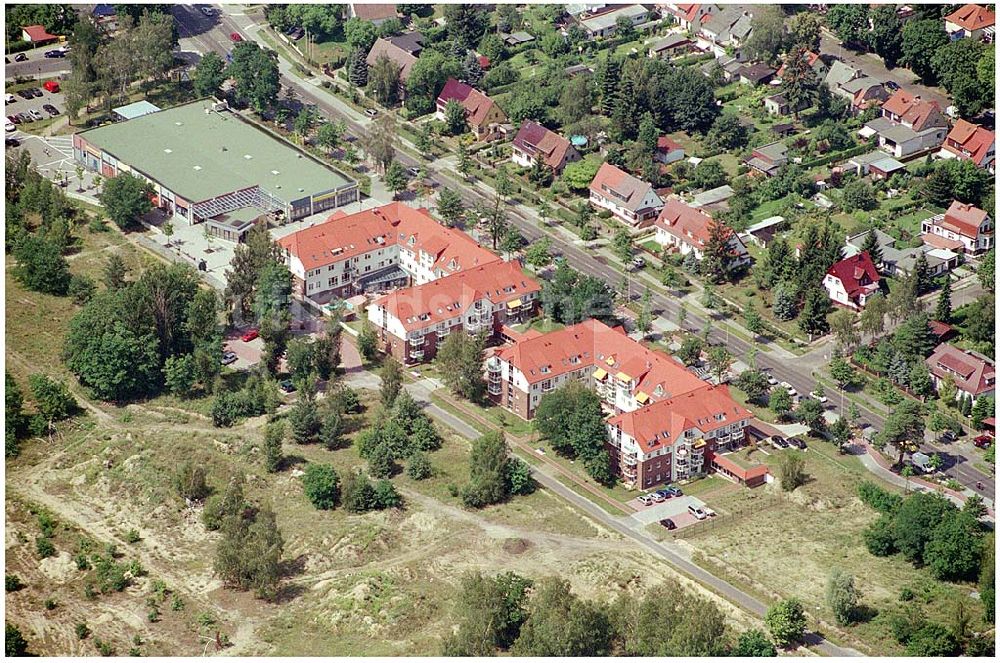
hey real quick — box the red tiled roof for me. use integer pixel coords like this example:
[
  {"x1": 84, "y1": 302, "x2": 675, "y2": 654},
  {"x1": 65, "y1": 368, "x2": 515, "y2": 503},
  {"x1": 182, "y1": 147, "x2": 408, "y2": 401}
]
[
  {"x1": 927, "y1": 343, "x2": 996, "y2": 397},
  {"x1": 943, "y1": 120, "x2": 995, "y2": 166},
  {"x1": 654, "y1": 199, "x2": 717, "y2": 250},
  {"x1": 22, "y1": 24, "x2": 58, "y2": 42},
  {"x1": 656, "y1": 136, "x2": 684, "y2": 153},
  {"x1": 881, "y1": 90, "x2": 946, "y2": 131},
  {"x1": 589, "y1": 163, "x2": 658, "y2": 213},
  {"x1": 351, "y1": 3, "x2": 397, "y2": 21},
  {"x1": 711, "y1": 452, "x2": 770, "y2": 482},
  {"x1": 921, "y1": 232, "x2": 966, "y2": 251},
  {"x1": 826, "y1": 252, "x2": 881, "y2": 299},
  {"x1": 278, "y1": 202, "x2": 498, "y2": 274},
  {"x1": 945, "y1": 3, "x2": 996, "y2": 30},
  {"x1": 497, "y1": 319, "x2": 707, "y2": 401},
  {"x1": 777, "y1": 50, "x2": 821, "y2": 78},
  {"x1": 436, "y1": 77, "x2": 504, "y2": 128},
  {"x1": 478, "y1": 54, "x2": 490, "y2": 69},
  {"x1": 942, "y1": 201, "x2": 990, "y2": 238},
  {"x1": 928, "y1": 320, "x2": 955, "y2": 339},
  {"x1": 512, "y1": 121, "x2": 573, "y2": 170},
  {"x1": 372, "y1": 261, "x2": 539, "y2": 332},
  {"x1": 608, "y1": 385, "x2": 753, "y2": 454}
]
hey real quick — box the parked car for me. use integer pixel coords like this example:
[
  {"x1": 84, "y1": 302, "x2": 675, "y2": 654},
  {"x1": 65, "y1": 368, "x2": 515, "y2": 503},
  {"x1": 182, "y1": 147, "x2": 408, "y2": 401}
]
[
  {"x1": 229, "y1": 32, "x2": 243, "y2": 41},
  {"x1": 365, "y1": 108, "x2": 378, "y2": 118},
  {"x1": 650, "y1": 492, "x2": 666, "y2": 503},
  {"x1": 688, "y1": 504, "x2": 708, "y2": 520},
  {"x1": 6, "y1": 136, "x2": 20, "y2": 147},
  {"x1": 766, "y1": 374, "x2": 778, "y2": 386},
  {"x1": 42, "y1": 104, "x2": 59, "y2": 116},
  {"x1": 637, "y1": 495, "x2": 654, "y2": 506},
  {"x1": 5, "y1": 93, "x2": 15, "y2": 103},
  {"x1": 885, "y1": 80, "x2": 900, "y2": 91},
  {"x1": 44, "y1": 49, "x2": 66, "y2": 58},
  {"x1": 974, "y1": 435, "x2": 993, "y2": 449},
  {"x1": 16, "y1": 112, "x2": 32, "y2": 123},
  {"x1": 221, "y1": 351, "x2": 237, "y2": 366},
  {"x1": 279, "y1": 379, "x2": 296, "y2": 394},
  {"x1": 43, "y1": 80, "x2": 60, "y2": 93},
  {"x1": 6, "y1": 114, "x2": 19, "y2": 124},
  {"x1": 766, "y1": 435, "x2": 785, "y2": 449},
  {"x1": 200, "y1": 6, "x2": 214, "y2": 16},
  {"x1": 406, "y1": 166, "x2": 420, "y2": 177},
  {"x1": 654, "y1": 489, "x2": 673, "y2": 500},
  {"x1": 665, "y1": 486, "x2": 682, "y2": 497},
  {"x1": 788, "y1": 437, "x2": 807, "y2": 450},
  {"x1": 28, "y1": 109, "x2": 44, "y2": 121},
  {"x1": 631, "y1": 256, "x2": 646, "y2": 269},
  {"x1": 704, "y1": 507, "x2": 717, "y2": 517},
  {"x1": 780, "y1": 381, "x2": 797, "y2": 396},
  {"x1": 28, "y1": 88, "x2": 44, "y2": 98},
  {"x1": 659, "y1": 518, "x2": 677, "y2": 530},
  {"x1": 14, "y1": 53, "x2": 28, "y2": 62},
  {"x1": 240, "y1": 328, "x2": 259, "y2": 342},
  {"x1": 16, "y1": 90, "x2": 32, "y2": 100},
  {"x1": 5, "y1": 121, "x2": 14, "y2": 133},
  {"x1": 808, "y1": 391, "x2": 828, "y2": 404}
]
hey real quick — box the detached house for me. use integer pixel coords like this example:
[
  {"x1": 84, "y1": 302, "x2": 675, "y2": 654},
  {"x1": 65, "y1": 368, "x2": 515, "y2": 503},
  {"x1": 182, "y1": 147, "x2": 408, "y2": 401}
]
[
  {"x1": 655, "y1": 136, "x2": 685, "y2": 165},
  {"x1": 736, "y1": 62, "x2": 776, "y2": 86},
  {"x1": 944, "y1": 3, "x2": 996, "y2": 41},
  {"x1": 775, "y1": 50, "x2": 827, "y2": 82},
  {"x1": 574, "y1": 4, "x2": 649, "y2": 39},
  {"x1": 659, "y1": 3, "x2": 718, "y2": 31},
  {"x1": 862, "y1": 90, "x2": 949, "y2": 158},
  {"x1": 653, "y1": 200, "x2": 750, "y2": 267},
  {"x1": 589, "y1": 163, "x2": 664, "y2": 227},
  {"x1": 368, "y1": 261, "x2": 540, "y2": 364},
  {"x1": 365, "y1": 32, "x2": 424, "y2": 99},
  {"x1": 745, "y1": 141, "x2": 788, "y2": 177},
  {"x1": 435, "y1": 78, "x2": 508, "y2": 141},
  {"x1": 348, "y1": 3, "x2": 398, "y2": 25},
  {"x1": 510, "y1": 121, "x2": 580, "y2": 175},
  {"x1": 823, "y1": 252, "x2": 885, "y2": 310},
  {"x1": 921, "y1": 201, "x2": 994, "y2": 254},
  {"x1": 700, "y1": 6, "x2": 754, "y2": 48},
  {"x1": 938, "y1": 119, "x2": 995, "y2": 173},
  {"x1": 926, "y1": 343, "x2": 996, "y2": 405},
  {"x1": 824, "y1": 61, "x2": 888, "y2": 114},
  {"x1": 648, "y1": 33, "x2": 698, "y2": 59}
]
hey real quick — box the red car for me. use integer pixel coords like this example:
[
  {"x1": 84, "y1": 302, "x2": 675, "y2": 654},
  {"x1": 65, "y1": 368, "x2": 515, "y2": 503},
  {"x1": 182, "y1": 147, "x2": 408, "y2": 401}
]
[
  {"x1": 974, "y1": 435, "x2": 993, "y2": 449},
  {"x1": 230, "y1": 32, "x2": 243, "y2": 42},
  {"x1": 240, "y1": 329, "x2": 259, "y2": 342},
  {"x1": 43, "y1": 80, "x2": 60, "y2": 93}
]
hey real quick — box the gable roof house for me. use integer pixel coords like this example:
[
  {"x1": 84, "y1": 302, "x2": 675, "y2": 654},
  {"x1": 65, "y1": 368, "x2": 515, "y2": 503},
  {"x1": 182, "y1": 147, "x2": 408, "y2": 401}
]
[
  {"x1": 763, "y1": 92, "x2": 810, "y2": 117},
  {"x1": 655, "y1": 136, "x2": 686, "y2": 165},
  {"x1": 699, "y1": 6, "x2": 754, "y2": 48},
  {"x1": 944, "y1": 4, "x2": 996, "y2": 41},
  {"x1": 510, "y1": 121, "x2": 580, "y2": 174},
  {"x1": 823, "y1": 60, "x2": 888, "y2": 114},
  {"x1": 648, "y1": 32, "x2": 699, "y2": 59},
  {"x1": 938, "y1": 119, "x2": 996, "y2": 173},
  {"x1": 21, "y1": 24, "x2": 59, "y2": 44},
  {"x1": 365, "y1": 32, "x2": 424, "y2": 98},
  {"x1": 654, "y1": 200, "x2": 750, "y2": 267},
  {"x1": 589, "y1": 163, "x2": 664, "y2": 227},
  {"x1": 348, "y1": 3, "x2": 398, "y2": 25},
  {"x1": 861, "y1": 90, "x2": 949, "y2": 158},
  {"x1": 926, "y1": 343, "x2": 996, "y2": 404},
  {"x1": 737, "y1": 62, "x2": 776, "y2": 86},
  {"x1": 844, "y1": 228, "x2": 960, "y2": 279},
  {"x1": 921, "y1": 201, "x2": 994, "y2": 254},
  {"x1": 502, "y1": 31, "x2": 535, "y2": 46},
  {"x1": 775, "y1": 50, "x2": 827, "y2": 82},
  {"x1": 659, "y1": 3, "x2": 719, "y2": 31},
  {"x1": 822, "y1": 252, "x2": 885, "y2": 310},
  {"x1": 434, "y1": 78, "x2": 508, "y2": 141},
  {"x1": 574, "y1": 4, "x2": 650, "y2": 39},
  {"x1": 744, "y1": 141, "x2": 788, "y2": 177}
]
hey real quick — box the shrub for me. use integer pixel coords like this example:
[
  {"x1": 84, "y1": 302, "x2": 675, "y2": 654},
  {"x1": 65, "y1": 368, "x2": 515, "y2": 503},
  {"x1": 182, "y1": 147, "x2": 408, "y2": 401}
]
[
  {"x1": 44, "y1": 598, "x2": 57, "y2": 610},
  {"x1": 124, "y1": 529, "x2": 140, "y2": 544},
  {"x1": 36, "y1": 537, "x2": 56, "y2": 559},
  {"x1": 75, "y1": 623, "x2": 91, "y2": 640},
  {"x1": 302, "y1": 464, "x2": 341, "y2": 510},
  {"x1": 174, "y1": 462, "x2": 211, "y2": 502},
  {"x1": 373, "y1": 479, "x2": 402, "y2": 509},
  {"x1": 406, "y1": 451, "x2": 432, "y2": 480},
  {"x1": 857, "y1": 481, "x2": 902, "y2": 513},
  {"x1": 5, "y1": 575, "x2": 24, "y2": 592},
  {"x1": 201, "y1": 495, "x2": 226, "y2": 531},
  {"x1": 864, "y1": 515, "x2": 897, "y2": 556},
  {"x1": 899, "y1": 587, "x2": 914, "y2": 601}
]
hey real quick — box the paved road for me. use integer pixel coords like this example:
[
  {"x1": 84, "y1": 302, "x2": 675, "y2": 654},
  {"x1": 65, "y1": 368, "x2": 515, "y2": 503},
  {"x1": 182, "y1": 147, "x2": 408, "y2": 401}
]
[
  {"x1": 173, "y1": 6, "x2": 994, "y2": 501},
  {"x1": 4, "y1": 43, "x2": 71, "y2": 80},
  {"x1": 819, "y1": 29, "x2": 950, "y2": 109}
]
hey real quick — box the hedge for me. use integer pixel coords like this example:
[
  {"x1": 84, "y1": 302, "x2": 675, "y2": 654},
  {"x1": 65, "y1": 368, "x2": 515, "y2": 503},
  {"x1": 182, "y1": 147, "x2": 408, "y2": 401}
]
[{"x1": 800, "y1": 142, "x2": 874, "y2": 169}]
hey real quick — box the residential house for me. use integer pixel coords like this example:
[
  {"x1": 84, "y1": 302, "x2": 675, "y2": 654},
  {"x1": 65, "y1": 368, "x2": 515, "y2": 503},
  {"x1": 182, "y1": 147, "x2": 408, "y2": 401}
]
[
  {"x1": 699, "y1": 6, "x2": 754, "y2": 48},
  {"x1": 775, "y1": 50, "x2": 827, "y2": 82},
  {"x1": 701, "y1": 54, "x2": 743, "y2": 82},
  {"x1": 944, "y1": 4, "x2": 996, "y2": 41},
  {"x1": 862, "y1": 90, "x2": 949, "y2": 158},
  {"x1": 771, "y1": 122, "x2": 797, "y2": 138},
  {"x1": 564, "y1": 63, "x2": 595, "y2": 77},
  {"x1": 21, "y1": 25, "x2": 59, "y2": 44},
  {"x1": 938, "y1": 119, "x2": 996, "y2": 173},
  {"x1": 822, "y1": 252, "x2": 885, "y2": 310},
  {"x1": 844, "y1": 229, "x2": 960, "y2": 278},
  {"x1": 846, "y1": 150, "x2": 906, "y2": 179},
  {"x1": 648, "y1": 32, "x2": 698, "y2": 59},
  {"x1": 348, "y1": 3, "x2": 398, "y2": 25},
  {"x1": 367, "y1": 261, "x2": 540, "y2": 364},
  {"x1": 763, "y1": 92, "x2": 809, "y2": 117},
  {"x1": 926, "y1": 343, "x2": 996, "y2": 404},
  {"x1": 921, "y1": 201, "x2": 994, "y2": 254},
  {"x1": 511, "y1": 121, "x2": 580, "y2": 175},
  {"x1": 659, "y1": 3, "x2": 719, "y2": 31},
  {"x1": 574, "y1": 4, "x2": 650, "y2": 38},
  {"x1": 823, "y1": 60, "x2": 888, "y2": 114},
  {"x1": 745, "y1": 141, "x2": 788, "y2": 177},
  {"x1": 691, "y1": 184, "x2": 735, "y2": 209},
  {"x1": 737, "y1": 62, "x2": 776, "y2": 86},
  {"x1": 365, "y1": 32, "x2": 424, "y2": 97},
  {"x1": 277, "y1": 202, "x2": 499, "y2": 300},
  {"x1": 589, "y1": 163, "x2": 664, "y2": 226},
  {"x1": 655, "y1": 136, "x2": 685, "y2": 165},
  {"x1": 435, "y1": 78, "x2": 508, "y2": 141},
  {"x1": 502, "y1": 31, "x2": 535, "y2": 47},
  {"x1": 742, "y1": 216, "x2": 785, "y2": 248},
  {"x1": 653, "y1": 199, "x2": 750, "y2": 267}
]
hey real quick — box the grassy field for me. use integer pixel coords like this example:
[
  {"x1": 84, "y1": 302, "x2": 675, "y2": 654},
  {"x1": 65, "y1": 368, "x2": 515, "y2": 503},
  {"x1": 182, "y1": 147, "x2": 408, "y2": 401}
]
[{"x1": 676, "y1": 435, "x2": 987, "y2": 655}]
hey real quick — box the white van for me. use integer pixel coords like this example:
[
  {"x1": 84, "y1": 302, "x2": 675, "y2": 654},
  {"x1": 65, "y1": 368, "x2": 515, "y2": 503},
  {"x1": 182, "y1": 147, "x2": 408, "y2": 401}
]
[{"x1": 688, "y1": 504, "x2": 708, "y2": 520}]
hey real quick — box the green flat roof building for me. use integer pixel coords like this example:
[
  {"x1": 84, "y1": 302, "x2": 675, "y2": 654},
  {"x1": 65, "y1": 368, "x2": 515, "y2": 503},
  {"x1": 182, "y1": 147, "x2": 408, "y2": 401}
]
[{"x1": 74, "y1": 99, "x2": 358, "y2": 227}]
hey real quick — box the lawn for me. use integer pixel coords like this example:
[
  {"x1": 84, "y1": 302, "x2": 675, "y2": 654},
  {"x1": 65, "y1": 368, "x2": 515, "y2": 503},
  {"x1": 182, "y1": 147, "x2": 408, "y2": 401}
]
[
  {"x1": 677, "y1": 437, "x2": 986, "y2": 655},
  {"x1": 890, "y1": 206, "x2": 942, "y2": 237}
]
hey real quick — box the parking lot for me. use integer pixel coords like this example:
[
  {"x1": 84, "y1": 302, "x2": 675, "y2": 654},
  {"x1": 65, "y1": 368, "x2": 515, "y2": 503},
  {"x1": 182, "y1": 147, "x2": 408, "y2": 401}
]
[
  {"x1": 5, "y1": 80, "x2": 66, "y2": 130},
  {"x1": 628, "y1": 494, "x2": 712, "y2": 530}
]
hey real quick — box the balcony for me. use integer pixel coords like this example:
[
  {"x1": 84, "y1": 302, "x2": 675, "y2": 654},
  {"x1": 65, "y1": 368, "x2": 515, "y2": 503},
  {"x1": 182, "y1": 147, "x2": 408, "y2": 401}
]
[
  {"x1": 488, "y1": 382, "x2": 502, "y2": 396},
  {"x1": 408, "y1": 348, "x2": 425, "y2": 361},
  {"x1": 623, "y1": 454, "x2": 637, "y2": 466},
  {"x1": 407, "y1": 332, "x2": 426, "y2": 345}
]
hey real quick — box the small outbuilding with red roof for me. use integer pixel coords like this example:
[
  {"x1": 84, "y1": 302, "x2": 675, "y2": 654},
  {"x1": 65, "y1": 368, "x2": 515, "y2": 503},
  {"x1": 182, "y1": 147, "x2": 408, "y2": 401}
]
[{"x1": 21, "y1": 25, "x2": 59, "y2": 44}]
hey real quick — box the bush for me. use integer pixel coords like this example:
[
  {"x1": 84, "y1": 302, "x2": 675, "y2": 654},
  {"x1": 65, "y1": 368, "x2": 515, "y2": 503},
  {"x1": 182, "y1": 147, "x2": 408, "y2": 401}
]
[
  {"x1": 5, "y1": 575, "x2": 24, "y2": 592},
  {"x1": 36, "y1": 537, "x2": 56, "y2": 559},
  {"x1": 406, "y1": 451, "x2": 432, "y2": 480},
  {"x1": 174, "y1": 462, "x2": 211, "y2": 502},
  {"x1": 373, "y1": 479, "x2": 402, "y2": 509},
  {"x1": 857, "y1": 481, "x2": 902, "y2": 513},
  {"x1": 302, "y1": 463, "x2": 341, "y2": 510},
  {"x1": 864, "y1": 514, "x2": 897, "y2": 556},
  {"x1": 75, "y1": 623, "x2": 90, "y2": 640},
  {"x1": 899, "y1": 587, "x2": 914, "y2": 601},
  {"x1": 124, "y1": 529, "x2": 140, "y2": 544},
  {"x1": 201, "y1": 494, "x2": 226, "y2": 531},
  {"x1": 341, "y1": 473, "x2": 380, "y2": 513}
]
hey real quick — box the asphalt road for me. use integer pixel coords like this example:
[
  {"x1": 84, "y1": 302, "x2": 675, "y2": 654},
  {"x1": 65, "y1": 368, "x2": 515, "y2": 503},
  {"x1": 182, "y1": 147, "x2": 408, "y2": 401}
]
[
  {"x1": 5, "y1": 44, "x2": 71, "y2": 80},
  {"x1": 173, "y1": 6, "x2": 993, "y2": 502}
]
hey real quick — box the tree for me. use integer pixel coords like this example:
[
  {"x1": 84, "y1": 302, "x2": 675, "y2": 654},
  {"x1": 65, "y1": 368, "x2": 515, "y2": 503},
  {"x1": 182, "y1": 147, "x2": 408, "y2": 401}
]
[
  {"x1": 829, "y1": 309, "x2": 859, "y2": 352},
  {"x1": 867, "y1": 5, "x2": 903, "y2": 68},
  {"x1": 379, "y1": 357, "x2": 403, "y2": 408},
  {"x1": 357, "y1": 320, "x2": 378, "y2": 361},
  {"x1": 162, "y1": 354, "x2": 197, "y2": 398},
  {"x1": 289, "y1": 391, "x2": 320, "y2": 444},
  {"x1": 405, "y1": 50, "x2": 463, "y2": 114},
  {"x1": 100, "y1": 172, "x2": 152, "y2": 229},
  {"x1": 829, "y1": 356, "x2": 858, "y2": 389},
  {"x1": 901, "y1": 19, "x2": 950, "y2": 84},
  {"x1": 732, "y1": 629, "x2": 777, "y2": 657},
  {"x1": 359, "y1": 113, "x2": 397, "y2": 174},
  {"x1": 879, "y1": 399, "x2": 925, "y2": 467},
  {"x1": 562, "y1": 158, "x2": 602, "y2": 191},
  {"x1": 827, "y1": 4, "x2": 870, "y2": 48},
  {"x1": 406, "y1": 451, "x2": 432, "y2": 480},
  {"x1": 12, "y1": 235, "x2": 71, "y2": 296},
  {"x1": 842, "y1": 179, "x2": 878, "y2": 211},
  {"x1": 612, "y1": 229, "x2": 633, "y2": 265},
  {"x1": 444, "y1": 4, "x2": 486, "y2": 49},
  {"x1": 905, "y1": 623, "x2": 960, "y2": 657},
  {"x1": 302, "y1": 463, "x2": 341, "y2": 510},
  {"x1": 636, "y1": 288, "x2": 653, "y2": 336},
  {"x1": 798, "y1": 287, "x2": 831, "y2": 338},
  {"x1": 779, "y1": 452, "x2": 807, "y2": 492},
  {"x1": 796, "y1": 398, "x2": 827, "y2": 433},
  {"x1": 676, "y1": 336, "x2": 703, "y2": 366},
  {"x1": 691, "y1": 160, "x2": 726, "y2": 191},
  {"x1": 430, "y1": 188, "x2": 465, "y2": 230},
  {"x1": 977, "y1": 247, "x2": 994, "y2": 293},
  {"x1": 534, "y1": 383, "x2": 612, "y2": 485},
  {"x1": 830, "y1": 416, "x2": 853, "y2": 454},
  {"x1": 524, "y1": 238, "x2": 553, "y2": 268},
  {"x1": 770, "y1": 388, "x2": 793, "y2": 419},
  {"x1": 442, "y1": 572, "x2": 533, "y2": 655},
  {"x1": 972, "y1": 395, "x2": 994, "y2": 430},
  {"x1": 826, "y1": 570, "x2": 860, "y2": 626},
  {"x1": 701, "y1": 218, "x2": 740, "y2": 283},
  {"x1": 456, "y1": 142, "x2": 473, "y2": 180},
  {"x1": 860, "y1": 232, "x2": 884, "y2": 268},
  {"x1": 764, "y1": 598, "x2": 807, "y2": 647},
  {"x1": 462, "y1": 430, "x2": 511, "y2": 508},
  {"x1": 383, "y1": 160, "x2": 409, "y2": 200},
  {"x1": 980, "y1": 532, "x2": 995, "y2": 622},
  {"x1": 781, "y1": 46, "x2": 819, "y2": 116},
  {"x1": 512, "y1": 577, "x2": 612, "y2": 656},
  {"x1": 787, "y1": 12, "x2": 821, "y2": 50},
  {"x1": 344, "y1": 16, "x2": 378, "y2": 52},
  {"x1": 228, "y1": 42, "x2": 280, "y2": 113},
  {"x1": 263, "y1": 421, "x2": 284, "y2": 473},
  {"x1": 444, "y1": 98, "x2": 467, "y2": 136},
  {"x1": 706, "y1": 114, "x2": 750, "y2": 152},
  {"x1": 347, "y1": 48, "x2": 369, "y2": 88},
  {"x1": 743, "y1": 6, "x2": 786, "y2": 63},
  {"x1": 6, "y1": 623, "x2": 29, "y2": 657},
  {"x1": 924, "y1": 508, "x2": 985, "y2": 581},
  {"x1": 214, "y1": 495, "x2": 284, "y2": 599},
  {"x1": 558, "y1": 76, "x2": 594, "y2": 126},
  {"x1": 706, "y1": 346, "x2": 733, "y2": 384},
  {"x1": 436, "y1": 332, "x2": 487, "y2": 402},
  {"x1": 193, "y1": 51, "x2": 226, "y2": 98},
  {"x1": 368, "y1": 54, "x2": 402, "y2": 106}
]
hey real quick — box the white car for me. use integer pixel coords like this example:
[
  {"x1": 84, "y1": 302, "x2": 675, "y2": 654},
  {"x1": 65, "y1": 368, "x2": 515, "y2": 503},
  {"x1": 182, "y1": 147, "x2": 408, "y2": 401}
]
[
  {"x1": 5, "y1": 121, "x2": 15, "y2": 133},
  {"x1": 5, "y1": 93, "x2": 15, "y2": 104},
  {"x1": 766, "y1": 374, "x2": 778, "y2": 386},
  {"x1": 200, "y1": 6, "x2": 214, "y2": 17},
  {"x1": 780, "y1": 381, "x2": 797, "y2": 396},
  {"x1": 650, "y1": 492, "x2": 666, "y2": 503},
  {"x1": 688, "y1": 504, "x2": 708, "y2": 520},
  {"x1": 809, "y1": 391, "x2": 829, "y2": 404},
  {"x1": 637, "y1": 495, "x2": 654, "y2": 506}
]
